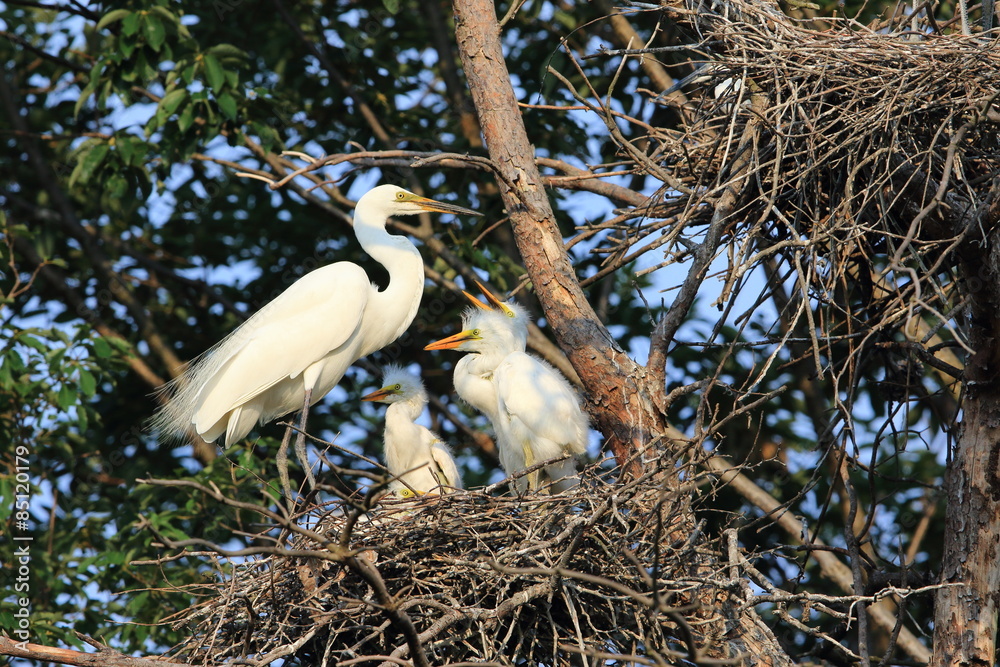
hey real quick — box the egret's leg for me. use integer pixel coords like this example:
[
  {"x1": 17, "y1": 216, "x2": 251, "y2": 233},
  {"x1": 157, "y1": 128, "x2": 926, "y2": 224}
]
[
  {"x1": 277, "y1": 425, "x2": 295, "y2": 505},
  {"x1": 522, "y1": 442, "x2": 538, "y2": 492},
  {"x1": 295, "y1": 388, "x2": 317, "y2": 490}
]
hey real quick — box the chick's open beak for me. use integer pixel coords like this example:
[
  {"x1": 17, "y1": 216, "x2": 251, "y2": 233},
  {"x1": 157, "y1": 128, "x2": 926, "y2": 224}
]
[{"x1": 473, "y1": 280, "x2": 511, "y2": 312}]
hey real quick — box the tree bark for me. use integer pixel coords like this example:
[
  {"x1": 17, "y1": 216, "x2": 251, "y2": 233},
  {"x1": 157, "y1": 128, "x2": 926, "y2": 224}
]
[
  {"x1": 0, "y1": 636, "x2": 189, "y2": 667},
  {"x1": 931, "y1": 272, "x2": 1000, "y2": 665},
  {"x1": 451, "y1": 0, "x2": 667, "y2": 474}
]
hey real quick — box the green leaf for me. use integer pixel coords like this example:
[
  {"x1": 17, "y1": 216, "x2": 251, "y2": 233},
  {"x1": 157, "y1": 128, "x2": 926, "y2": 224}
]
[
  {"x1": 47, "y1": 347, "x2": 67, "y2": 367},
  {"x1": 207, "y1": 43, "x2": 247, "y2": 61},
  {"x1": 203, "y1": 53, "x2": 225, "y2": 92},
  {"x1": 95, "y1": 9, "x2": 132, "y2": 31},
  {"x1": 20, "y1": 334, "x2": 48, "y2": 353},
  {"x1": 98, "y1": 78, "x2": 113, "y2": 105},
  {"x1": 116, "y1": 137, "x2": 134, "y2": 165},
  {"x1": 120, "y1": 37, "x2": 137, "y2": 60},
  {"x1": 84, "y1": 143, "x2": 110, "y2": 181},
  {"x1": 106, "y1": 337, "x2": 133, "y2": 356},
  {"x1": 122, "y1": 12, "x2": 141, "y2": 36},
  {"x1": 148, "y1": 6, "x2": 180, "y2": 26},
  {"x1": 78, "y1": 369, "x2": 97, "y2": 397},
  {"x1": 217, "y1": 92, "x2": 237, "y2": 121},
  {"x1": 70, "y1": 143, "x2": 110, "y2": 186},
  {"x1": 250, "y1": 121, "x2": 281, "y2": 151},
  {"x1": 144, "y1": 16, "x2": 166, "y2": 51},
  {"x1": 177, "y1": 104, "x2": 195, "y2": 132},
  {"x1": 57, "y1": 384, "x2": 76, "y2": 411},
  {"x1": 105, "y1": 175, "x2": 127, "y2": 200},
  {"x1": 0, "y1": 360, "x2": 12, "y2": 390},
  {"x1": 158, "y1": 89, "x2": 188, "y2": 117},
  {"x1": 382, "y1": 0, "x2": 400, "y2": 13},
  {"x1": 92, "y1": 337, "x2": 113, "y2": 360},
  {"x1": 74, "y1": 79, "x2": 98, "y2": 117}
]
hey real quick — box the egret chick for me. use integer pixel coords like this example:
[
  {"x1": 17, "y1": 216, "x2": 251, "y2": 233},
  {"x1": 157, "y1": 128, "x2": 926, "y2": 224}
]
[
  {"x1": 425, "y1": 286, "x2": 587, "y2": 492},
  {"x1": 151, "y1": 184, "x2": 479, "y2": 499},
  {"x1": 361, "y1": 365, "x2": 463, "y2": 496}
]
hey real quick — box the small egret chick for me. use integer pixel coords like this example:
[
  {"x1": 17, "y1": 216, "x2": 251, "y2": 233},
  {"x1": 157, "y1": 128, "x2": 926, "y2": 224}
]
[
  {"x1": 429, "y1": 287, "x2": 527, "y2": 423},
  {"x1": 494, "y1": 347, "x2": 588, "y2": 492},
  {"x1": 425, "y1": 285, "x2": 587, "y2": 493},
  {"x1": 361, "y1": 366, "x2": 463, "y2": 496}
]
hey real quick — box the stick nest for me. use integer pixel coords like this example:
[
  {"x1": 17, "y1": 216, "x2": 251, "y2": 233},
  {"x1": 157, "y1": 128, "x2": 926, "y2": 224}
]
[
  {"x1": 660, "y1": 13, "x2": 1000, "y2": 234},
  {"x1": 169, "y1": 466, "x2": 732, "y2": 666}
]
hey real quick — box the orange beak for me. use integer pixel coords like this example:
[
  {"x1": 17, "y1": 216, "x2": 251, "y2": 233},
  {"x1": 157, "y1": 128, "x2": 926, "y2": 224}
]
[
  {"x1": 462, "y1": 279, "x2": 516, "y2": 317},
  {"x1": 360, "y1": 386, "x2": 397, "y2": 402},
  {"x1": 462, "y1": 289, "x2": 491, "y2": 311},
  {"x1": 423, "y1": 329, "x2": 482, "y2": 351}
]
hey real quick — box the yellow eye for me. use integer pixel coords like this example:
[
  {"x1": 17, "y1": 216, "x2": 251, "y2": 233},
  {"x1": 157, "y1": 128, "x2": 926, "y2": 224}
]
[
  {"x1": 505, "y1": 311, "x2": 515, "y2": 318},
  {"x1": 394, "y1": 384, "x2": 401, "y2": 390},
  {"x1": 396, "y1": 192, "x2": 405, "y2": 200},
  {"x1": 400, "y1": 489, "x2": 415, "y2": 498},
  {"x1": 472, "y1": 329, "x2": 480, "y2": 336}
]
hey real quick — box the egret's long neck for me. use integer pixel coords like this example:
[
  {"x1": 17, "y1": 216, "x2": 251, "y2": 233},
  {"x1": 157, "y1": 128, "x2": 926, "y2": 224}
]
[
  {"x1": 384, "y1": 399, "x2": 427, "y2": 468},
  {"x1": 353, "y1": 204, "x2": 424, "y2": 351}
]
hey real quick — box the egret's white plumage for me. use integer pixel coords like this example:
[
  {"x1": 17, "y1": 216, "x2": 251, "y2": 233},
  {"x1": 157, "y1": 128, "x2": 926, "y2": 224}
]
[
  {"x1": 494, "y1": 350, "x2": 587, "y2": 491},
  {"x1": 150, "y1": 184, "x2": 478, "y2": 494},
  {"x1": 361, "y1": 365, "x2": 463, "y2": 496},
  {"x1": 425, "y1": 286, "x2": 587, "y2": 492}
]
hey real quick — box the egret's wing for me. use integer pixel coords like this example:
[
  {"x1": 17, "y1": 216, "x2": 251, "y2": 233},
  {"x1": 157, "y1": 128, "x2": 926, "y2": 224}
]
[
  {"x1": 191, "y1": 263, "x2": 370, "y2": 430},
  {"x1": 430, "y1": 439, "x2": 463, "y2": 490},
  {"x1": 495, "y1": 352, "x2": 588, "y2": 454}
]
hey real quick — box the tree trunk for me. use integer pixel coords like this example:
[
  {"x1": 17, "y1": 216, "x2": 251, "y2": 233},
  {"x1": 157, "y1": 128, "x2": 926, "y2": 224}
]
[{"x1": 932, "y1": 294, "x2": 1000, "y2": 665}]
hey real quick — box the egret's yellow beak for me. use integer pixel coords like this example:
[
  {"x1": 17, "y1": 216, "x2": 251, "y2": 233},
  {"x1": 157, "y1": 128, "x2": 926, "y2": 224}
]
[
  {"x1": 413, "y1": 195, "x2": 481, "y2": 218},
  {"x1": 476, "y1": 280, "x2": 517, "y2": 316},
  {"x1": 361, "y1": 385, "x2": 399, "y2": 402},
  {"x1": 424, "y1": 329, "x2": 482, "y2": 351},
  {"x1": 462, "y1": 279, "x2": 516, "y2": 317},
  {"x1": 462, "y1": 289, "x2": 492, "y2": 311}
]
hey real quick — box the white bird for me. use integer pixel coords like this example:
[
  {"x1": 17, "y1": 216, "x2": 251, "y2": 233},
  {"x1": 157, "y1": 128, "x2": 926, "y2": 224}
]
[
  {"x1": 151, "y1": 184, "x2": 479, "y2": 498},
  {"x1": 444, "y1": 284, "x2": 527, "y2": 424},
  {"x1": 361, "y1": 365, "x2": 463, "y2": 496},
  {"x1": 425, "y1": 285, "x2": 588, "y2": 493}
]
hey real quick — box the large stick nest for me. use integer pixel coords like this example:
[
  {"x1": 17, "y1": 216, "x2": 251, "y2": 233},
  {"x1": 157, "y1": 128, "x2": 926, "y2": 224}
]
[
  {"x1": 620, "y1": 0, "x2": 999, "y2": 265},
  {"x1": 607, "y1": 0, "x2": 1000, "y2": 392},
  {"x1": 168, "y1": 465, "x2": 736, "y2": 666}
]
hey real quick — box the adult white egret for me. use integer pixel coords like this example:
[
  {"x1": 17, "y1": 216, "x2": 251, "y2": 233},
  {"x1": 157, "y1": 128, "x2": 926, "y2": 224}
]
[
  {"x1": 361, "y1": 365, "x2": 463, "y2": 496},
  {"x1": 425, "y1": 286, "x2": 587, "y2": 492},
  {"x1": 151, "y1": 184, "x2": 479, "y2": 496}
]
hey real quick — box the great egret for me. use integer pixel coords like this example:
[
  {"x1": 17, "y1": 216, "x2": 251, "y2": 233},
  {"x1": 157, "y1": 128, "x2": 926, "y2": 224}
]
[
  {"x1": 361, "y1": 365, "x2": 463, "y2": 496},
  {"x1": 425, "y1": 285, "x2": 588, "y2": 492},
  {"x1": 151, "y1": 184, "x2": 479, "y2": 497}
]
